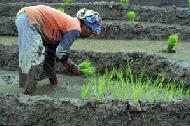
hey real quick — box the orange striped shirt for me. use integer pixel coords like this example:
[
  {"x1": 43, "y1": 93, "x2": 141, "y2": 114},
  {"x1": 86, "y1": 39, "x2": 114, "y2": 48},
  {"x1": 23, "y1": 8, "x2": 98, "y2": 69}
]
[{"x1": 23, "y1": 5, "x2": 81, "y2": 43}]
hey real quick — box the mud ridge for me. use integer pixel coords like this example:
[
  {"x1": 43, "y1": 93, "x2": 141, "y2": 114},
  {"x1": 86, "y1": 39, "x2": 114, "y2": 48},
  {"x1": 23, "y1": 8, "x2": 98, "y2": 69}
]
[
  {"x1": 1, "y1": 3, "x2": 190, "y2": 25},
  {"x1": 1, "y1": 3, "x2": 190, "y2": 40},
  {"x1": 0, "y1": 93, "x2": 189, "y2": 126},
  {"x1": 0, "y1": 45, "x2": 190, "y2": 86},
  {"x1": 2, "y1": 17, "x2": 190, "y2": 40}
]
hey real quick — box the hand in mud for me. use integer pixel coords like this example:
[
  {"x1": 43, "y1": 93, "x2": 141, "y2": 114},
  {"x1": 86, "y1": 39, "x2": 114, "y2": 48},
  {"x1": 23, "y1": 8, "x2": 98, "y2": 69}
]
[{"x1": 62, "y1": 59, "x2": 84, "y2": 76}]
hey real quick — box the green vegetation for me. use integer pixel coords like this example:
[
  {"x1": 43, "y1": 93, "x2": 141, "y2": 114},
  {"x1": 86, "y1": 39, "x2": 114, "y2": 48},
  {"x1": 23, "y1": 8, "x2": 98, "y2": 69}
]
[
  {"x1": 57, "y1": 7, "x2": 65, "y2": 13},
  {"x1": 167, "y1": 34, "x2": 179, "y2": 53},
  {"x1": 80, "y1": 62, "x2": 190, "y2": 101},
  {"x1": 63, "y1": 0, "x2": 72, "y2": 3},
  {"x1": 81, "y1": 84, "x2": 90, "y2": 99},
  {"x1": 127, "y1": 11, "x2": 136, "y2": 22},
  {"x1": 78, "y1": 59, "x2": 96, "y2": 77},
  {"x1": 188, "y1": 0, "x2": 190, "y2": 7},
  {"x1": 120, "y1": 0, "x2": 129, "y2": 4}
]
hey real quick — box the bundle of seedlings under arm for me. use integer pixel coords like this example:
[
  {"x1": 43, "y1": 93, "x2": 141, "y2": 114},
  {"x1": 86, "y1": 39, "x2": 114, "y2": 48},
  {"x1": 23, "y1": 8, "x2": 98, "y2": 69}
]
[
  {"x1": 167, "y1": 34, "x2": 179, "y2": 53},
  {"x1": 78, "y1": 59, "x2": 96, "y2": 77},
  {"x1": 57, "y1": 7, "x2": 65, "y2": 13},
  {"x1": 120, "y1": 0, "x2": 129, "y2": 4},
  {"x1": 127, "y1": 11, "x2": 136, "y2": 22}
]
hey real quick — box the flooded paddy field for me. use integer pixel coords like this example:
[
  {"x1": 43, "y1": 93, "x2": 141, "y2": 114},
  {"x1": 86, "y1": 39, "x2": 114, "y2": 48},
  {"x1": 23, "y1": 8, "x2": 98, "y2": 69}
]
[
  {"x1": 1, "y1": 36, "x2": 190, "y2": 66},
  {"x1": 1, "y1": 1, "x2": 190, "y2": 125},
  {"x1": 0, "y1": 37, "x2": 190, "y2": 125}
]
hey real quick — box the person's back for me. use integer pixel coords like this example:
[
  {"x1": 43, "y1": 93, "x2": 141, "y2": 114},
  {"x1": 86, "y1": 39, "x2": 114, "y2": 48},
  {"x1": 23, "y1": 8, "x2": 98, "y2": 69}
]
[{"x1": 23, "y1": 5, "x2": 81, "y2": 43}]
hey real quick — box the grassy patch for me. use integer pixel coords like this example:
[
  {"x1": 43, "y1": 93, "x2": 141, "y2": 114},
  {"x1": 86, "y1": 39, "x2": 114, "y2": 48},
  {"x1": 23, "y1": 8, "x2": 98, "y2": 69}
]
[
  {"x1": 80, "y1": 62, "x2": 190, "y2": 101},
  {"x1": 127, "y1": 11, "x2": 136, "y2": 22}
]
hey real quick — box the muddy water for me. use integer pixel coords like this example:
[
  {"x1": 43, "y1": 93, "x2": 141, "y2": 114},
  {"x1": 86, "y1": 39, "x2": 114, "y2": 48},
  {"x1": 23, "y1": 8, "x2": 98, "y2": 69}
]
[
  {"x1": 0, "y1": 70, "x2": 87, "y2": 99},
  {"x1": 73, "y1": 39, "x2": 190, "y2": 67},
  {"x1": 0, "y1": 70, "x2": 190, "y2": 101},
  {"x1": 1, "y1": 36, "x2": 190, "y2": 66},
  {"x1": 0, "y1": 36, "x2": 190, "y2": 99}
]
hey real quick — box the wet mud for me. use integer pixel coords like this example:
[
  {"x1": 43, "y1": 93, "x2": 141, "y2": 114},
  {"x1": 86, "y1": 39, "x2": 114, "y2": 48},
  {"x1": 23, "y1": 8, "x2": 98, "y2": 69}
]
[
  {"x1": 0, "y1": 1, "x2": 190, "y2": 125},
  {"x1": 1, "y1": 44, "x2": 190, "y2": 125},
  {"x1": 0, "y1": 70, "x2": 87, "y2": 99},
  {"x1": 1, "y1": 43, "x2": 190, "y2": 86},
  {"x1": 0, "y1": 93, "x2": 190, "y2": 126}
]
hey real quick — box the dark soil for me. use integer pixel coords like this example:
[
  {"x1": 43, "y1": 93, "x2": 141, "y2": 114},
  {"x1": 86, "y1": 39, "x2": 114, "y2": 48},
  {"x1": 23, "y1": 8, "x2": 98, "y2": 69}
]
[
  {"x1": 0, "y1": 1, "x2": 190, "y2": 125},
  {"x1": 1, "y1": 40, "x2": 190, "y2": 86},
  {"x1": 1, "y1": 40, "x2": 190, "y2": 126},
  {"x1": 1, "y1": 3, "x2": 190, "y2": 40},
  {"x1": 0, "y1": 93, "x2": 190, "y2": 126}
]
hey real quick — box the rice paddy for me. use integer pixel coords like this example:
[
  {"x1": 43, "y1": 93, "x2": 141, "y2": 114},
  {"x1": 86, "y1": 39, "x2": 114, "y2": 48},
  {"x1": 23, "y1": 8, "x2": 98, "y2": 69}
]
[{"x1": 80, "y1": 62, "x2": 190, "y2": 101}]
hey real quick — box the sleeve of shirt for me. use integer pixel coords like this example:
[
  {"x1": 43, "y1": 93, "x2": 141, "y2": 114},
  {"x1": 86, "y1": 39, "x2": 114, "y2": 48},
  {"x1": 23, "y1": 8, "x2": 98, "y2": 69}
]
[
  {"x1": 60, "y1": 30, "x2": 80, "y2": 51},
  {"x1": 56, "y1": 30, "x2": 80, "y2": 61}
]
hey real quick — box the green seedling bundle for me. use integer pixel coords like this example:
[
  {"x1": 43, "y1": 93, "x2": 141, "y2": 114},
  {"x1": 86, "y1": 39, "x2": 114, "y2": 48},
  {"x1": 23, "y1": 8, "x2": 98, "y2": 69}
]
[
  {"x1": 81, "y1": 62, "x2": 190, "y2": 101},
  {"x1": 127, "y1": 11, "x2": 136, "y2": 22},
  {"x1": 167, "y1": 33, "x2": 179, "y2": 53},
  {"x1": 57, "y1": 7, "x2": 65, "y2": 13},
  {"x1": 78, "y1": 59, "x2": 96, "y2": 77},
  {"x1": 120, "y1": 0, "x2": 129, "y2": 4},
  {"x1": 63, "y1": 0, "x2": 72, "y2": 3}
]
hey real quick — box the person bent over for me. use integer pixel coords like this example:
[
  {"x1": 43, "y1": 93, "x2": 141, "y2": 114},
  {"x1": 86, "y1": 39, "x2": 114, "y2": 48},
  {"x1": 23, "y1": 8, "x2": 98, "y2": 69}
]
[{"x1": 15, "y1": 5, "x2": 101, "y2": 95}]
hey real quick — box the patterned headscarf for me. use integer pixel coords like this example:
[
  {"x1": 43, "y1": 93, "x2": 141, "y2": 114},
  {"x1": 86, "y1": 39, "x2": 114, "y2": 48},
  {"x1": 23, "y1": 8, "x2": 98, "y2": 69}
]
[{"x1": 77, "y1": 8, "x2": 101, "y2": 34}]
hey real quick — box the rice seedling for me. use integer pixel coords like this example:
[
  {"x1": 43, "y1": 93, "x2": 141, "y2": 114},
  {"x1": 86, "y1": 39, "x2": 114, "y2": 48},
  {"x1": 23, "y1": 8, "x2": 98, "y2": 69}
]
[
  {"x1": 123, "y1": 84, "x2": 130, "y2": 99},
  {"x1": 127, "y1": 11, "x2": 136, "y2": 22},
  {"x1": 126, "y1": 62, "x2": 134, "y2": 83},
  {"x1": 175, "y1": 82, "x2": 184, "y2": 98},
  {"x1": 98, "y1": 75, "x2": 107, "y2": 98},
  {"x1": 120, "y1": 0, "x2": 129, "y2": 4},
  {"x1": 80, "y1": 61, "x2": 190, "y2": 101},
  {"x1": 114, "y1": 81, "x2": 120, "y2": 99},
  {"x1": 188, "y1": 0, "x2": 190, "y2": 7},
  {"x1": 63, "y1": 0, "x2": 72, "y2": 4},
  {"x1": 167, "y1": 33, "x2": 179, "y2": 53},
  {"x1": 80, "y1": 82, "x2": 90, "y2": 99},
  {"x1": 186, "y1": 89, "x2": 190, "y2": 96},
  {"x1": 117, "y1": 70, "x2": 125, "y2": 90},
  {"x1": 105, "y1": 70, "x2": 114, "y2": 93},
  {"x1": 57, "y1": 7, "x2": 65, "y2": 13},
  {"x1": 90, "y1": 78, "x2": 99, "y2": 99},
  {"x1": 78, "y1": 59, "x2": 96, "y2": 77},
  {"x1": 132, "y1": 81, "x2": 144, "y2": 100},
  {"x1": 165, "y1": 82, "x2": 176, "y2": 101}
]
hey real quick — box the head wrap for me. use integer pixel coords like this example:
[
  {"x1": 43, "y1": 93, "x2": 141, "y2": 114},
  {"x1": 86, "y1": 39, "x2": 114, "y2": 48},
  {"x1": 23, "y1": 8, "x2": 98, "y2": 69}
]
[{"x1": 77, "y1": 8, "x2": 101, "y2": 34}]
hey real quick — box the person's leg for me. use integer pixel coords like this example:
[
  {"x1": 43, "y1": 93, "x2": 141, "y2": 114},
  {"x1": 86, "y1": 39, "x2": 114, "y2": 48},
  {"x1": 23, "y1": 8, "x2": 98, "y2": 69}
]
[
  {"x1": 16, "y1": 13, "x2": 29, "y2": 89},
  {"x1": 15, "y1": 13, "x2": 45, "y2": 95},
  {"x1": 19, "y1": 68, "x2": 27, "y2": 88},
  {"x1": 39, "y1": 44, "x2": 58, "y2": 86},
  {"x1": 24, "y1": 25, "x2": 45, "y2": 94}
]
